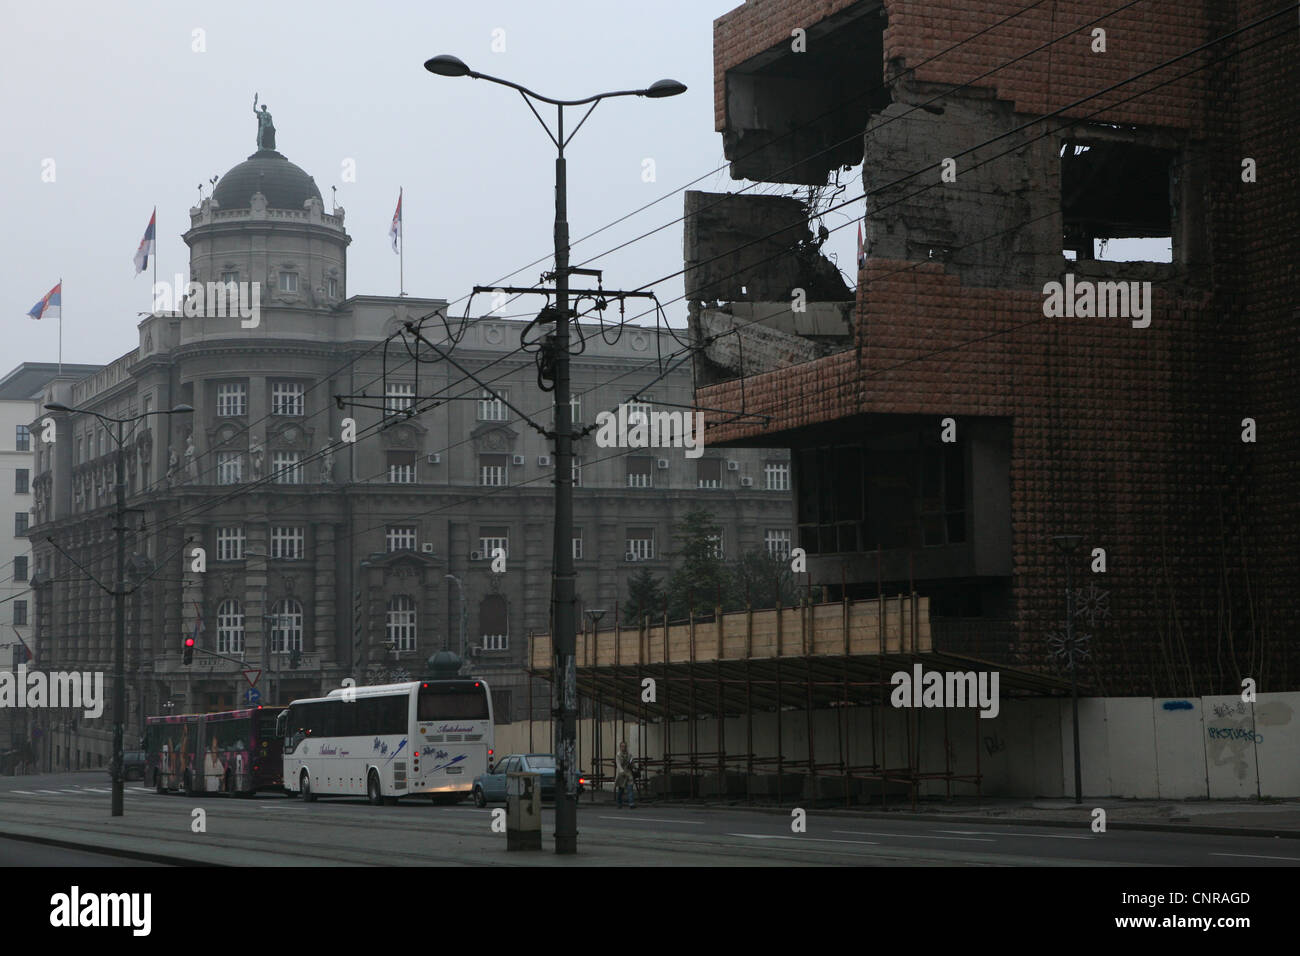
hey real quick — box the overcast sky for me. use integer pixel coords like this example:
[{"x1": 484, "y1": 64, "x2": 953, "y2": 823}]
[{"x1": 0, "y1": 0, "x2": 873, "y2": 371}]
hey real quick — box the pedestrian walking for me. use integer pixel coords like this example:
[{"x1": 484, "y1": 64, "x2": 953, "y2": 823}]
[{"x1": 615, "y1": 740, "x2": 637, "y2": 808}]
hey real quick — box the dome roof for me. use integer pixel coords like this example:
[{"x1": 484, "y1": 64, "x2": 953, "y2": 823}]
[{"x1": 213, "y1": 149, "x2": 322, "y2": 210}]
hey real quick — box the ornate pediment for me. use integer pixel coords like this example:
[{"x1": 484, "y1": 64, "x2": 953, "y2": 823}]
[
  {"x1": 268, "y1": 421, "x2": 314, "y2": 450},
  {"x1": 471, "y1": 424, "x2": 518, "y2": 453},
  {"x1": 207, "y1": 421, "x2": 243, "y2": 449},
  {"x1": 381, "y1": 422, "x2": 426, "y2": 448}
]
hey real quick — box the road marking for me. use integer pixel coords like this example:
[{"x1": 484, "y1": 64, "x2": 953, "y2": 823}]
[
  {"x1": 83, "y1": 788, "x2": 112, "y2": 793},
  {"x1": 729, "y1": 834, "x2": 879, "y2": 846},
  {"x1": 936, "y1": 829, "x2": 1090, "y2": 840},
  {"x1": 8, "y1": 790, "x2": 36, "y2": 795},
  {"x1": 1211, "y1": 851, "x2": 1300, "y2": 862},
  {"x1": 597, "y1": 816, "x2": 705, "y2": 825},
  {"x1": 833, "y1": 829, "x2": 995, "y2": 843},
  {"x1": 36, "y1": 790, "x2": 63, "y2": 794}
]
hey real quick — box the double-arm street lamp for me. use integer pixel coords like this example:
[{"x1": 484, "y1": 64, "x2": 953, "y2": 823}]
[
  {"x1": 44, "y1": 400, "x2": 193, "y2": 816},
  {"x1": 424, "y1": 55, "x2": 684, "y2": 854}
]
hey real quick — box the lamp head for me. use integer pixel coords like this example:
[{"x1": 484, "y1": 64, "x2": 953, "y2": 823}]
[
  {"x1": 44, "y1": 402, "x2": 71, "y2": 412},
  {"x1": 169, "y1": 404, "x2": 195, "y2": 414},
  {"x1": 425, "y1": 55, "x2": 472, "y2": 78},
  {"x1": 644, "y1": 79, "x2": 687, "y2": 98},
  {"x1": 1051, "y1": 534, "x2": 1085, "y2": 554}
]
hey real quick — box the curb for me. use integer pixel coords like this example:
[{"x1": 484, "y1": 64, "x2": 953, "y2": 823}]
[{"x1": 0, "y1": 828, "x2": 223, "y2": 866}]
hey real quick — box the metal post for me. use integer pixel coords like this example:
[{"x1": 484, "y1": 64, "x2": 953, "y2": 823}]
[
  {"x1": 1067, "y1": 558, "x2": 1082, "y2": 804},
  {"x1": 551, "y1": 103, "x2": 579, "y2": 854},
  {"x1": 111, "y1": 420, "x2": 126, "y2": 816}
]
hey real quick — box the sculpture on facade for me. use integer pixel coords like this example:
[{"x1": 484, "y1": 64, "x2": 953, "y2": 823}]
[
  {"x1": 185, "y1": 431, "x2": 198, "y2": 483},
  {"x1": 249, "y1": 434, "x2": 265, "y2": 481},
  {"x1": 166, "y1": 446, "x2": 178, "y2": 485},
  {"x1": 320, "y1": 439, "x2": 335, "y2": 484},
  {"x1": 253, "y1": 94, "x2": 276, "y2": 150}
]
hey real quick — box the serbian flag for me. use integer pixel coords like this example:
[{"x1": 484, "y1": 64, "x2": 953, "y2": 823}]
[
  {"x1": 12, "y1": 630, "x2": 33, "y2": 665},
  {"x1": 857, "y1": 221, "x2": 866, "y2": 269},
  {"x1": 389, "y1": 188, "x2": 402, "y2": 253},
  {"x1": 134, "y1": 207, "x2": 156, "y2": 275},
  {"x1": 27, "y1": 282, "x2": 61, "y2": 321}
]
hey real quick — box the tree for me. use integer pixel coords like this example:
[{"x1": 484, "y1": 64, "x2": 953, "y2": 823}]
[
  {"x1": 624, "y1": 567, "x2": 664, "y2": 626},
  {"x1": 666, "y1": 508, "x2": 730, "y2": 620},
  {"x1": 727, "y1": 549, "x2": 800, "y2": 612}
]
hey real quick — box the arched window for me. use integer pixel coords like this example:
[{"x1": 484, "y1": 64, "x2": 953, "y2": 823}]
[
  {"x1": 216, "y1": 599, "x2": 245, "y2": 654},
  {"x1": 270, "y1": 598, "x2": 303, "y2": 654},
  {"x1": 387, "y1": 594, "x2": 417, "y2": 651},
  {"x1": 479, "y1": 594, "x2": 508, "y2": 651}
]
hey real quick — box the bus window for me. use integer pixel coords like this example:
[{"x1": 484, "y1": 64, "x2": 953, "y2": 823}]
[{"x1": 418, "y1": 684, "x2": 490, "y2": 721}]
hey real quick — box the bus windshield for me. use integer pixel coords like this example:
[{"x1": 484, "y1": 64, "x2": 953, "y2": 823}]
[{"x1": 417, "y1": 683, "x2": 490, "y2": 721}]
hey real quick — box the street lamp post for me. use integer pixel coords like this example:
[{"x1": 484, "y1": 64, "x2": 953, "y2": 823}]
[
  {"x1": 445, "y1": 574, "x2": 467, "y2": 665},
  {"x1": 44, "y1": 401, "x2": 193, "y2": 817},
  {"x1": 424, "y1": 55, "x2": 684, "y2": 855},
  {"x1": 1052, "y1": 534, "x2": 1085, "y2": 805},
  {"x1": 244, "y1": 549, "x2": 281, "y2": 705}
]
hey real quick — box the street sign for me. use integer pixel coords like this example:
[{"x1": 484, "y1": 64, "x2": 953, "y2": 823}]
[
  {"x1": 244, "y1": 688, "x2": 261, "y2": 705},
  {"x1": 242, "y1": 669, "x2": 261, "y2": 688}
]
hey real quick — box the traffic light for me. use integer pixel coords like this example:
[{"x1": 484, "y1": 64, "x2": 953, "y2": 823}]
[
  {"x1": 289, "y1": 647, "x2": 301, "y2": 670},
  {"x1": 183, "y1": 636, "x2": 195, "y2": 665}
]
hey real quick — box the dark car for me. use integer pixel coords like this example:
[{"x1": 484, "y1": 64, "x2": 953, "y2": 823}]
[
  {"x1": 111, "y1": 750, "x2": 147, "y2": 781},
  {"x1": 471, "y1": 754, "x2": 586, "y2": 807}
]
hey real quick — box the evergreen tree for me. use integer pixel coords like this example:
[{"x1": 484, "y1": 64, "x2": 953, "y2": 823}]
[
  {"x1": 624, "y1": 566, "x2": 665, "y2": 626},
  {"x1": 666, "y1": 508, "x2": 730, "y2": 620}
]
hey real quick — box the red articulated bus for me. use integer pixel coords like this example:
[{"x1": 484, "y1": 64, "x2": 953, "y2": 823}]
[{"x1": 145, "y1": 706, "x2": 285, "y2": 796}]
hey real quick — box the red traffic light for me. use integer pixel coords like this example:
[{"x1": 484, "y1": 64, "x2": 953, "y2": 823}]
[{"x1": 184, "y1": 637, "x2": 195, "y2": 648}]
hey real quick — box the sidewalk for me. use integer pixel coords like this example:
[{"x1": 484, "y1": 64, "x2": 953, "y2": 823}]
[{"x1": 585, "y1": 790, "x2": 1300, "y2": 838}]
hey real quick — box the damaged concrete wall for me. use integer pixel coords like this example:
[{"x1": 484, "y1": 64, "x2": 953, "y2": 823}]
[{"x1": 684, "y1": 190, "x2": 854, "y2": 384}]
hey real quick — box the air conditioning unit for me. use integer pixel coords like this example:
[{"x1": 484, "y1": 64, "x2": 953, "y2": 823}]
[
  {"x1": 421, "y1": 543, "x2": 435, "y2": 554},
  {"x1": 726, "y1": 461, "x2": 740, "y2": 471},
  {"x1": 427, "y1": 453, "x2": 441, "y2": 464},
  {"x1": 740, "y1": 476, "x2": 754, "y2": 487},
  {"x1": 469, "y1": 646, "x2": 483, "y2": 657},
  {"x1": 656, "y1": 459, "x2": 669, "y2": 470},
  {"x1": 470, "y1": 550, "x2": 483, "y2": 561},
  {"x1": 624, "y1": 552, "x2": 638, "y2": 562},
  {"x1": 512, "y1": 455, "x2": 525, "y2": 466},
  {"x1": 538, "y1": 455, "x2": 551, "y2": 467}
]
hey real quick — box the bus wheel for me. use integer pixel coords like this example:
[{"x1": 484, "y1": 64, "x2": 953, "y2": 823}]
[
  {"x1": 183, "y1": 771, "x2": 196, "y2": 797},
  {"x1": 300, "y1": 770, "x2": 317, "y2": 802},
  {"x1": 367, "y1": 770, "x2": 383, "y2": 806}
]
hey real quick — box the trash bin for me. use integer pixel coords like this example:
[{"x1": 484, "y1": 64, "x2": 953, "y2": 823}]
[{"x1": 506, "y1": 771, "x2": 542, "y2": 851}]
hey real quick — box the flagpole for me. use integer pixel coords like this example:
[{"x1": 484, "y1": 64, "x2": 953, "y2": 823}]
[
  {"x1": 58, "y1": 276, "x2": 63, "y2": 375},
  {"x1": 399, "y1": 187, "x2": 405, "y2": 297},
  {"x1": 152, "y1": 206, "x2": 158, "y2": 307}
]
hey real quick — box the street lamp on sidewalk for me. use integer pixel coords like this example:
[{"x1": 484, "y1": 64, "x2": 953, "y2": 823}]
[
  {"x1": 1051, "y1": 533, "x2": 1086, "y2": 805},
  {"x1": 43, "y1": 400, "x2": 193, "y2": 817},
  {"x1": 423, "y1": 52, "x2": 684, "y2": 856},
  {"x1": 445, "y1": 573, "x2": 467, "y2": 667}
]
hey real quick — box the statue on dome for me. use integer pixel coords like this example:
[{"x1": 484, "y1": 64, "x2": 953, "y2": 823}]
[{"x1": 253, "y1": 93, "x2": 276, "y2": 151}]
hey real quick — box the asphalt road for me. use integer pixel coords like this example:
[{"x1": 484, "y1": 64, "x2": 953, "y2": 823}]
[{"x1": 1, "y1": 772, "x2": 1296, "y2": 866}]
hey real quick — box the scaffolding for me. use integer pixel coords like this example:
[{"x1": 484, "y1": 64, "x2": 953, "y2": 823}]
[{"x1": 527, "y1": 593, "x2": 1069, "y2": 808}]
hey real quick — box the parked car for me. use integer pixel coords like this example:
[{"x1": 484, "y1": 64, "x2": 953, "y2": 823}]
[
  {"x1": 108, "y1": 750, "x2": 147, "y2": 781},
  {"x1": 472, "y1": 754, "x2": 586, "y2": 807}
]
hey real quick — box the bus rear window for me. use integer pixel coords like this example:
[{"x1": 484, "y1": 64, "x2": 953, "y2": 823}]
[{"x1": 418, "y1": 686, "x2": 490, "y2": 721}]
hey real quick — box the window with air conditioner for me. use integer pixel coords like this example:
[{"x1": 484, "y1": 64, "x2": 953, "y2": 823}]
[
  {"x1": 626, "y1": 529, "x2": 654, "y2": 561},
  {"x1": 478, "y1": 528, "x2": 508, "y2": 560}
]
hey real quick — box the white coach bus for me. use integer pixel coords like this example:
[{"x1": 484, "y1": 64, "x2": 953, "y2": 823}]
[{"x1": 278, "y1": 679, "x2": 494, "y2": 804}]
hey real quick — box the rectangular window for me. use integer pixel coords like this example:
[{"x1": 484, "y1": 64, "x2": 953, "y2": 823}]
[
  {"x1": 627, "y1": 395, "x2": 653, "y2": 425},
  {"x1": 221, "y1": 271, "x2": 238, "y2": 285},
  {"x1": 13, "y1": 555, "x2": 27, "y2": 582},
  {"x1": 14, "y1": 469, "x2": 28, "y2": 495},
  {"x1": 478, "y1": 454, "x2": 508, "y2": 487},
  {"x1": 271, "y1": 382, "x2": 305, "y2": 416},
  {"x1": 626, "y1": 457, "x2": 653, "y2": 488},
  {"x1": 764, "y1": 529, "x2": 792, "y2": 559},
  {"x1": 478, "y1": 528, "x2": 508, "y2": 560},
  {"x1": 216, "y1": 383, "x2": 247, "y2": 417},
  {"x1": 271, "y1": 526, "x2": 304, "y2": 560},
  {"x1": 707, "y1": 532, "x2": 724, "y2": 560},
  {"x1": 482, "y1": 634, "x2": 508, "y2": 652},
  {"x1": 764, "y1": 462, "x2": 790, "y2": 491},
  {"x1": 327, "y1": 277, "x2": 339, "y2": 298},
  {"x1": 387, "y1": 451, "x2": 416, "y2": 484},
  {"x1": 271, "y1": 451, "x2": 302, "y2": 484},
  {"x1": 385, "y1": 383, "x2": 415, "y2": 415},
  {"x1": 217, "y1": 451, "x2": 243, "y2": 485},
  {"x1": 216, "y1": 527, "x2": 245, "y2": 562},
  {"x1": 554, "y1": 393, "x2": 581, "y2": 424},
  {"x1": 697, "y1": 459, "x2": 722, "y2": 489},
  {"x1": 572, "y1": 534, "x2": 583, "y2": 560},
  {"x1": 278, "y1": 272, "x2": 299, "y2": 293},
  {"x1": 14, "y1": 513, "x2": 28, "y2": 536},
  {"x1": 1060, "y1": 137, "x2": 1174, "y2": 262},
  {"x1": 626, "y1": 529, "x2": 655, "y2": 561},
  {"x1": 15, "y1": 425, "x2": 29, "y2": 452},
  {"x1": 13, "y1": 600, "x2": 27, "y2": 626},
  {"x1": 386, "y1": 525, "x2": 417, "y2": 552},
  {"x1": 477, "y1": 389, "x2": 507, "y2": 422},
  {"x1": 571, "y1": 457, "x2": 582, "y2": 488}
]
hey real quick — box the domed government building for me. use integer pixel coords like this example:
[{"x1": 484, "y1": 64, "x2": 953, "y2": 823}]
[{"x1": 26, "y1": 112, "x2": 791, "y2": 772}]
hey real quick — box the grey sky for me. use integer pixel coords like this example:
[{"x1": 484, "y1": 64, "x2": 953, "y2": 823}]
[{"x1": 3, "y1": 0, "x2": 820, "y2": 367}]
